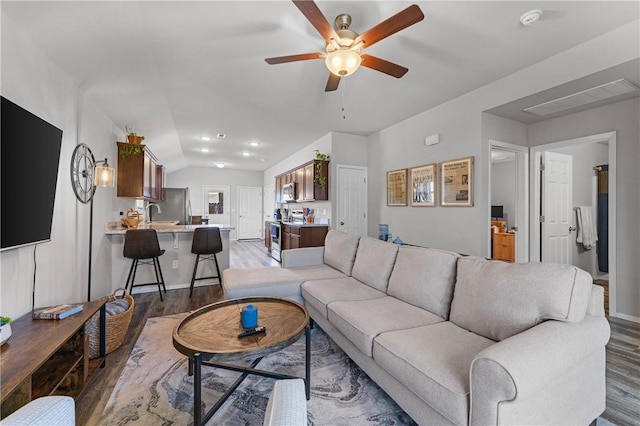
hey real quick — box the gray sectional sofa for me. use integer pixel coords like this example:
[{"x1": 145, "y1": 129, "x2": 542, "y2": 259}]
[{"x1": 223, "y1": 230, "x2": 610, "y2": 425}]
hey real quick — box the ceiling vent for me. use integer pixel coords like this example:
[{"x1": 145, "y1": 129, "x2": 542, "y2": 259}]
[{"x1": 523, "y1": 78, "x2": 639, "y2": 116}]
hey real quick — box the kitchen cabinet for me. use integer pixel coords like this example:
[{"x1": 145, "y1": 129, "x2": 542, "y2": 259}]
[
  {"x1": 493, "y1": 232, "x2": 515, "y2": 262},
  {"x1": 265, "y1": 221, "x2": 271, "y2": 252},
  {"x1": 116, "y1": 142, "x2": 164, "y2": 201},
  {"x1": 281, "y1": 224, "x2": 328, "y2": 251},
  {"x1": 155, "y1": 165, "x2": 165, "y2": 201},
  {"x1": 274, "y1": 159, "x2": 329, "y2": 202}
]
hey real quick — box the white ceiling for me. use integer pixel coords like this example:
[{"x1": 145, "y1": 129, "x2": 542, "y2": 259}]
[{"x1": 2, "y1": 1, "x2": 638, "y2": 172}]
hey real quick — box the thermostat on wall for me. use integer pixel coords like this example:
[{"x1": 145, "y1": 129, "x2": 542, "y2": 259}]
[{"x1": 425, "y1": 133, "x2": 440, "y2": 147}]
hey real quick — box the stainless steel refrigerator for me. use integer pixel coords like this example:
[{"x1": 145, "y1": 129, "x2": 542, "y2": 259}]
[{"x1": 152, "y1": 187, "x2": 191, "y2": 224}]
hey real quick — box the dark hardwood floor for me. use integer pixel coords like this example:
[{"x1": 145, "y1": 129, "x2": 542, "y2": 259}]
[{"x1": 78, "y1": 240, "x2": 640, "y2": 425}]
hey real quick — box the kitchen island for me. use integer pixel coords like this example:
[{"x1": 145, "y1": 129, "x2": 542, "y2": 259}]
[{"x1": 105, "y1": 223, "x2": 233, "y2": 294}]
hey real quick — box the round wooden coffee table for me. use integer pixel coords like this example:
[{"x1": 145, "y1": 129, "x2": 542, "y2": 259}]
[{"x1": 173, "y1": 297, "x2": 311, "y2": 426}]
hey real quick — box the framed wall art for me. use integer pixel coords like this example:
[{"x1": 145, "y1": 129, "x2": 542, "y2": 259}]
[
  {"x1": 440, "y1": 156, "x2": 474, "y2": 207},
  {"x1": 409, "y1": 163, "x2": 436, "y2": 207},
  {"x1": 386, "y1": 168, "x2": 408, "y2": 206}
]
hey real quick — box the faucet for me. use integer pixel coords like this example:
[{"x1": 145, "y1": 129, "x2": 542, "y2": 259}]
[{"x1": 145, "y1": 203, "x2": 162, "y2": 224}]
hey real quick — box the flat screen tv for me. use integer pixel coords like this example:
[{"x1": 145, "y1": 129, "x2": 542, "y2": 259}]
[
  {"x1": 1, "y1": 96, "x2": 63, "y2": 251},
  {"x1": 491, "y1": 205, "x2": 504, "y2": 219}
]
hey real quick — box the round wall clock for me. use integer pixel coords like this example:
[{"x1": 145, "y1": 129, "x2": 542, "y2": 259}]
[{"x1": 70, "y1": 143, "x2": 97, "y2": 204}]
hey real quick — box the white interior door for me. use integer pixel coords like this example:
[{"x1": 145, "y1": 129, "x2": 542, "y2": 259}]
[
  {"x1": 237, "y1": 186, "x2": 262, "y2": 239},
  {"x1": 541, "y1": 151, "x2": 573, "y2": 263},
  {"x1": 336, "y1": 165, "x2": 367, "y2": 237}
]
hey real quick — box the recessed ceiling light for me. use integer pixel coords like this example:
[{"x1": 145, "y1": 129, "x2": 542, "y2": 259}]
[
  {"x1": 216, "y1": 163, "x2": 225, "y2": 168},
  {"x1": 249, "y1": 141, "x2": 260, "y2": 147},
  {"x1": 260, "y1": 158, "x2": 265, "y2": 162},
  {"x1": 201, "y1": 148, "x2": 210, "y2": 153},
  {"x1": 242, "y1": 152, "x2": 251, "y2": 157},
  {"x1": 520, "y1": 9, "x2": 543, "y2": 26},
  {"x1": 217, "y1": 133, "x2": 226, "y2": 139},
  {"x1": 200, "y1": 136, "x2": 211, "y2": 141}
]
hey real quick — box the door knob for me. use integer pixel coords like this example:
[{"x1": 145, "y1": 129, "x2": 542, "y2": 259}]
[
  {"x1": 340, "y1": 222, "x2": 345, "y2": 225},
  {"x1": 569, "y1": 226, "x2": 576, "y2": 232}
]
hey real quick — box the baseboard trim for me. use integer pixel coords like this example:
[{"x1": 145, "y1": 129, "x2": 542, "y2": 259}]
[{"x1": 610, "y1": 312, "x2": 640, "y2": 324}]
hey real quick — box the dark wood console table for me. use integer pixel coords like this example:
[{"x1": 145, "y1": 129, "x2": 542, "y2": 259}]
[{"x1": 0, "y1": 299, "x2": 106, "y2": 419}]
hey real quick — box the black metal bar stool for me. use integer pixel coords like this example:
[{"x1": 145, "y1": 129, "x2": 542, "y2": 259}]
[
  {"x1": 123, "y1": 229, "x2": 167, "y2": 301},
  {"x1": 189, "y1": 227, "x2": 223, "y2": 298}
]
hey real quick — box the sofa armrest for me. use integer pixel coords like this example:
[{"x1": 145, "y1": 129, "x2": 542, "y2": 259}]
[
  {"x1": 470, "y1": 315, "x2": 610, "y2": 425},
  {"x1": 263, "y1": 379, "x2": 307, "y2": 426},
  {"x1": 2, "y1": 396, "x2": 75, "y2": 426},
  {"x1": 281, "y1": 247, "x2": 325, "y2": 268}
]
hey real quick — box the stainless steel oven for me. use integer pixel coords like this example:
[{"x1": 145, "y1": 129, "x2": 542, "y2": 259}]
[{"x1": 270, "y1": 222, "x2": 282, "y2": 262}]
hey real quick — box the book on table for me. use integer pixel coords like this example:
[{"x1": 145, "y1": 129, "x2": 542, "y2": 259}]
[{"x1": 32, "y1": 304, "x2": 83, "y2": 320}]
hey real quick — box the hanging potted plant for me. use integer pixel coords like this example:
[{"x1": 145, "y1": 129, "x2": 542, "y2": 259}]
[
  {"x1": 0, "y1": 316, "x2": 12, "y2": 346},
  {"x1": 314, "y1": 150, "x2": 330, "y2": 193},
  {"x1": 120, "y1": 126, "x2": 144, "y2": 159}
]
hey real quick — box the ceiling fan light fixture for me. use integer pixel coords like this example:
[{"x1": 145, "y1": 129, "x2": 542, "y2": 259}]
[{"x1": 325, "y1": 48, "x2": 361, "y2": 77}]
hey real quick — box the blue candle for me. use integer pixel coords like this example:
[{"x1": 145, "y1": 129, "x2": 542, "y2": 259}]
[{"x1": 241, "y1": 304, "x2": 258, "y2": 329}]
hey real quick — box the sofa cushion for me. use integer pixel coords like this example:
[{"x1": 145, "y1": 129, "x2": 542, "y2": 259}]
[
  {"x1": 387, "y1": 246, "x2": 459, "y2": 319},
  {"x1": 323, "y1": 230, "x2": 360, "y2": 276},
  {"x1": 289, "y1": 265, "x2": 348, "y2": 282},
  {"x1": 373, "y1": 322, "x2": 495, "y2": 425},
  {"x1": 328, "y1": 297, "x2": 443, "y2": 356},
  {"x1": 301, "y1": 277, "x2": 386, "y2": 319},
  {"x1": 222, "y1": 267, "x2": 302, "y2": 300},
  {"x1": 351, "y1": 237, "x2": 399, "y2": 292},
  {"x1": 450, "y1": 258, "x2": 593, "y2": 341}
]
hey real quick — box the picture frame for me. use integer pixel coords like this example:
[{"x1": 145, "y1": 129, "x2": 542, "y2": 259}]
[
  {"x1": 386, "y1": 168, "x2": 408, "y2": 206},
  {"x1": 409, "y1": 163, "x2": 437, "y2": 207},
  {"x1": 440, "y1": 156, "x2": 474, "y2": 207}
]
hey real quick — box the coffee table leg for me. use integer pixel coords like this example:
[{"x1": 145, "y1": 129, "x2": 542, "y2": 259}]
[
  {"x1": 188, "y1": 357, "x2": 193, "y2": 376},
  {"x1": 194, "y1": 353, "x2": 202, "y2": 426},
  {"x1": 305, "y1": 325, "x2": 311, "y2": 400}
]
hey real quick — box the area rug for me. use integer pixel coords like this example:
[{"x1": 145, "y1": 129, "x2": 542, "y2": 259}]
[{"x1": 100, "y1": 313, "x2": 416, "y2": 425}]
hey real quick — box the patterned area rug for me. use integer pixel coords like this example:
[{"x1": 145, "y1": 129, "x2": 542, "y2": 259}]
[{"x1": 100, "y1": 313, "x2": 416, "y2": 425}]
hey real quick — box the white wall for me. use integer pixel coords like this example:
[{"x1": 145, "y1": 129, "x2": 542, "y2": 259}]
[
  {"x1": 1, "y1": 13, "x2": 120, "y2": 319},
  {"x1": 529, "y1": 97, "x2": 639, "y2": 319},
  {"x1": 167, "y1": 167, "x2": 263, "y2": 240}
]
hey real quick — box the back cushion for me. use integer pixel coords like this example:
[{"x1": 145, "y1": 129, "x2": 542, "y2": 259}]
[
  {"x1": 450, "y1": 258, "x2": 593, "y2": 341},
  {"x1": 323, "y1": 230, "x2": 360, "y2": 275},
  {"x1": 351, "y1": 237, "x2": 399, "y2": 292},
  {"x1": 387, "y1": 246, "x2": 459, "y2": 319}
]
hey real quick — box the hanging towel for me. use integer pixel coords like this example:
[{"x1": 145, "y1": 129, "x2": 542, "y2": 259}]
[{"x1": 576, "y1": 206, "x2": 598, "y2": 250}]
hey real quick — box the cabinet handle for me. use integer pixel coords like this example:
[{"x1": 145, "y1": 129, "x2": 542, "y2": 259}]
[{"x1": 340, "y1": 222, "x2": 345, "y2": 225}]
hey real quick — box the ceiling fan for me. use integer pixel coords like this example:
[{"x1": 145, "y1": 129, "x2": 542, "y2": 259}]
[{"x1": 265, "y1": 1, "x2": 424, "y2": 92}]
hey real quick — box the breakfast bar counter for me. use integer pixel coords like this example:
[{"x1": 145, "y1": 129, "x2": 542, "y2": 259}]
[{"x1": 105, "y1": 223, "x2": 234, "y2": 294}]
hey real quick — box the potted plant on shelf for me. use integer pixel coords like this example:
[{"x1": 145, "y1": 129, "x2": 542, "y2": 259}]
[
  {"x1": 120, "y1": 126, "x2": 144, "y2": 159},
  {"x1": 314, "y1": 150, "x2": 330, "y2": 193},
  {"x1": 1, "y1": 316, "x2": 12, "y2": 346}
]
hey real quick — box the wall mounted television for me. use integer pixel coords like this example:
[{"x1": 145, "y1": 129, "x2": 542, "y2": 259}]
[{"x1": 1, "y1": 96, "x2": 63, "y2": 251}]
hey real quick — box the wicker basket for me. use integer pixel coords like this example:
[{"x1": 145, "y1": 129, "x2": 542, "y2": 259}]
[{"x1": 87, "y1": 288, "x2": 134, "y2": 359}]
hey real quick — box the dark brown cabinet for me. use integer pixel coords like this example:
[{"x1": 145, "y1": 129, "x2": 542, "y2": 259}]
[
  {"x1": 274, "y1": 159, "x2": 329, "y2": 202},
  {"x1": 265, "y1": 221, "x2": 271, "y2": 252},
  {"x1": 116, "y1": 142, "x2": 164, "y2": 201},
  {"x1": 117, "y1": 142, "x2": 164, "y2": 201},
  {"x1": 281, "y1": 224, "x2": 328, "y2": 251}
]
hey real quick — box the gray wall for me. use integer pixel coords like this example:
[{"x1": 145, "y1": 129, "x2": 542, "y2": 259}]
[
  {"x1": 529, "y1": 97, "x2": 639, "y2": 319},
  {"x1": 1, "y1": 13, "x2": 123, "y2": 319},
  {"x1": 167, "y1": 167, "x2": 264, "y2": 240}
]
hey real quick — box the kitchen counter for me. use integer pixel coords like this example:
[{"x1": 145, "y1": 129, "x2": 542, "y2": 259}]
[
  {"x1": 280, "y1": 221, "x2": 329, "y2": 228},
  {"x1": 105, "y1": 222, "x2": 234, "y2": 235},
  {"x1": 105, "y1": 222, "x2": 234, "y2": 295}
]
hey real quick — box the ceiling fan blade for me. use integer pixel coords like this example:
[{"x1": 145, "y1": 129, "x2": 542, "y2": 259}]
[
  {"x1": 325, "y1": 73, "x2": 341, "y2": 92},
  {"x1": 265, "y1": 52, "x2": 323, "y2": 64},
  {"x1": 361, "y1": 54, "x2": 408, "y2": 78},
  {"x1": 356, "y1": 4, "x2": 424, "y2": 49},
  {"x1": 292, "y1": 0, "x2": 339, "y2": 42}
]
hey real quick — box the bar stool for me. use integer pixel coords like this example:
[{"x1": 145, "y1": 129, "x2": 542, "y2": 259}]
[
  {"x1": 189, "y1": 227, "x2": 223, "y2": 298},
  {"x1": 123, "y1": 229, "x2": 167, "y2": 301}
]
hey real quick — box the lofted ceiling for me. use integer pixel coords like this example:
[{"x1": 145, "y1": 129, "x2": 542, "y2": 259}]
[{"x1": 2, "y1": 1, "x2": 638, "y2": 172}]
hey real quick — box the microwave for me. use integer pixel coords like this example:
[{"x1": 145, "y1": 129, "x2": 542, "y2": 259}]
[{"x1": 282, "y1": 182, "x2": 296, "y2": 201}]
